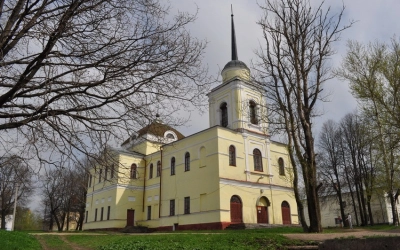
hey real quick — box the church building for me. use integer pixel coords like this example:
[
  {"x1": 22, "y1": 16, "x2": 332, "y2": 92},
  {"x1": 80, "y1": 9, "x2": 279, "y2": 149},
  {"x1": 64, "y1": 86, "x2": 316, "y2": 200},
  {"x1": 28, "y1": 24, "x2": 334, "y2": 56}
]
[{"x1": 83, "y1": 13, "x2": 298, "y2": 231}]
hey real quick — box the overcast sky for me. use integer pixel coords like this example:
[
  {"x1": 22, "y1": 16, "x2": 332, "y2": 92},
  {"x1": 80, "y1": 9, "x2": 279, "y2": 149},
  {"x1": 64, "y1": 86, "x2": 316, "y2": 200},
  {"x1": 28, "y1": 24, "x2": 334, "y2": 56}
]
[{"x1": 168, "y1": 0, "x2": 400, "y2": 138}]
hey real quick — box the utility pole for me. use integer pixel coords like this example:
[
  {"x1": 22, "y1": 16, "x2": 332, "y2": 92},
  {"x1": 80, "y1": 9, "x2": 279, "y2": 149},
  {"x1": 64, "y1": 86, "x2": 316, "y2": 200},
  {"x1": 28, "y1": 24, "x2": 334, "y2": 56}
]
[{"x1": 11, "y1": 183, "x2": 19, "y2": 231}]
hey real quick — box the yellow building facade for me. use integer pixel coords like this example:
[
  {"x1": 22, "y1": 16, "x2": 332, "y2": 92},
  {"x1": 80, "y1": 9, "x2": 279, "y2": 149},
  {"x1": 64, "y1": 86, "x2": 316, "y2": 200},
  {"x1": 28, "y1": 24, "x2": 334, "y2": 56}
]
[{"x1": 84, "y1": 13, "x2": 298, "y2": 231}]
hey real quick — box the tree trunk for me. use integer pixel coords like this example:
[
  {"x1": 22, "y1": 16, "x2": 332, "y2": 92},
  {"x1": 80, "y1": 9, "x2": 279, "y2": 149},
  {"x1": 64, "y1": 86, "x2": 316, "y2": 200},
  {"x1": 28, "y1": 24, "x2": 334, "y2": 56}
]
[
  {"x1": 344, "y1": 168, "x2": 359, "y2": 226},
  {"x1": 52, "y1": 212, "x2": 62, "y2": 232},
  {"x1": 367, "y1": 197, "x2": 374, "y2": 226},
  {"x1": 49, "y1": 214, "x2": 53, "y2": 231},
  {"x1": 336, "y1": 186, "x2": 346, "y2": 228},
  {"x1": 287, "y1": 144, "x2": 308, "y2": 232},
  {"x1": 388, "y1": 190, "x2": 398, "y2": 225},
  {"x1": 293, "y1": 175, "x2": 308, "y2": 232},
  {"x1": 1, "y1": 211, "x2": 6, "y2": 229},
  {"x1": 77, "y1": 205, "x2": 85, "y2": 231},
  {"x1": 305, "y1": 181, "x2": 322, "y2": 232},
  {"x1": 66, "y1": 207, "x2": 70, "y2": 231}
]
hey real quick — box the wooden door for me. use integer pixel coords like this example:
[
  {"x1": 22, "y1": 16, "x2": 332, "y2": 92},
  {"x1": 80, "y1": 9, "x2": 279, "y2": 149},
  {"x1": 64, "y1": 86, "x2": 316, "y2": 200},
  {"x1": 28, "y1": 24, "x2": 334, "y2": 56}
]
[
  {"x1": 256, "y1": 206, "x2": 268, "y2": 223},
  {"x1": 126, "y1": 209, "x2": 135, "y2": 226},
  {"x1": 230, "y1": 196, "x2": 243, "y2": 223},
  {"x1": 281, "y1": 201, "x2": 291, "y2": 225}
]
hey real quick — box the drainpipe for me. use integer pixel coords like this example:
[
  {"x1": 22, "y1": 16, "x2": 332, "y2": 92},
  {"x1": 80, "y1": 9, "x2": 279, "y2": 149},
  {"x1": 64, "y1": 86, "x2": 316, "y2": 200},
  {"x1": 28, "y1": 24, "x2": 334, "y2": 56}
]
[
  {"x1": 266, "y1": 138, "x2": 275, "y2": 224},
  {"x1": 159, "y1": 147, "x2": 163, "y2": 218},
  {"x1": 243, "y1": 134, "x2": 249, "y2": 181},
  {"x1": 142, "y1": 158, "x2": 147, "y2": 213}
]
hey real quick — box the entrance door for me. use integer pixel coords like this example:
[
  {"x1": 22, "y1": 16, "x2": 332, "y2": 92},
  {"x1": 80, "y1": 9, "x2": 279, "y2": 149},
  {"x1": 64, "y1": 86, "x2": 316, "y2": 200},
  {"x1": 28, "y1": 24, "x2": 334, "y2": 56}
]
[
  {"x1": 281, "y1": 201, "x2": 291, "y2": 225},
  {"x1": 126, "y1": 209, "x2": 135, "y2": 226},
  {"x1": 230, "y1": 195, "x2": 243, "y2": 223},
  {"x1": 256, "y1": 206, "x2": 268, "y2": 223}
]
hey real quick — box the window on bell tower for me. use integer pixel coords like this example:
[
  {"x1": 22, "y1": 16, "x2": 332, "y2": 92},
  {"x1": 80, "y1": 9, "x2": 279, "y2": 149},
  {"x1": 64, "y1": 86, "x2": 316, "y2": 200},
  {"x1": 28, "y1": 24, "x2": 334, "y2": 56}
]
[
  {"x1": 220, "y1": 102, "x2": 228, "y2": 127},
  {"x1": 249, "y1": 101, "x2": 258, "y2": 125}
]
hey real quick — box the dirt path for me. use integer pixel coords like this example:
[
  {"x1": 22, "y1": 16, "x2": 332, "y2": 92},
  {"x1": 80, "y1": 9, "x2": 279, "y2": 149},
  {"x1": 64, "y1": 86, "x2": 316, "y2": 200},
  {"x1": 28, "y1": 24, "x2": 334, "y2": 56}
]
[
  {"x1": 284, "y1": 228, "x2": 400, "y2": 242},
  {"x1": 33, "y1": 235, "x2": 51, "y2": 250},
  {"x1": 32, "y1": 233, "x2": 95, "y2": 250},
  {"x1": 59, "y1": 235, "x2": 91, "y2": 250}
]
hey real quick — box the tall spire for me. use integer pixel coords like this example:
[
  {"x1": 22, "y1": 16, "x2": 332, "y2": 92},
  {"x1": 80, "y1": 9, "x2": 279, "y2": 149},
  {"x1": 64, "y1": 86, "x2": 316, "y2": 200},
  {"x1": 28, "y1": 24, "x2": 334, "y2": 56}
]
[{"x1": 231, "y1": 5, "x2": 238, "y2": 60}]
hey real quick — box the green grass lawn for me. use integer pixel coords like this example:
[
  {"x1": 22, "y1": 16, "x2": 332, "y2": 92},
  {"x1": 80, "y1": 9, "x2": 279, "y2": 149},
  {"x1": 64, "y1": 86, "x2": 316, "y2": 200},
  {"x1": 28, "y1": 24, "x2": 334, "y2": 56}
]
[
  {"x1": 0, "y1": 230, "x2": 42, "y2": 250},
  {"x1": 66, "y1": 227, "x2": 314, "y2": 250},
  {"x1": 1, "y1": 225, "x2": 398, "y2": 250}
]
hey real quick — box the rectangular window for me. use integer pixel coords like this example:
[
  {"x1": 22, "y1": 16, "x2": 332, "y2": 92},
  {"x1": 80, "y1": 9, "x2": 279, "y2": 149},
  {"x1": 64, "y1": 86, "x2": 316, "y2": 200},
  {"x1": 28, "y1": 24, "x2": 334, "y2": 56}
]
[
  {"x1": 85, "y1": 211, "x2": 88, "y2": 223},
  {"x1": 184, "y1": 197, "x2": 190, "y2": 214},
  {"x1": 88, "y1": 175, "x2": 92, "y2": 187},
  {"x1": 98, "y1": 169, "x2": 102, "y2": 183},
  {"x1": 170, "y1": 199, "x2": 175, "y2": 216},
  {"x1": 156, "y1": 161, "x2": 161, "y2": 177},
  {"x1": 229, "y1": 145, "x2": 236, "y2": 166},
  {"x1": 107, "y1": 206, "x2": 111, "y2": 220},
  {"x1": 100, "y1": 207, "x2": 104, "y2": 221},
  {"x1": 147, "y1": 206, "x2": 151, "y2": 220},
  {"x1": 94, "y1": 208, "x2": 98, "y2": 221},
  {"x1": 171, "y1": 157, "x2": 175, "y2": 175}
]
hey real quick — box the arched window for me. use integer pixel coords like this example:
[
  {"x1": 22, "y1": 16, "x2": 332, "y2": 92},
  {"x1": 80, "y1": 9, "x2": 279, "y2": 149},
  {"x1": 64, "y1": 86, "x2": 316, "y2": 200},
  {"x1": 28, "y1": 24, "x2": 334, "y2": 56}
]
[
  {"x1": 253, "y1": 149, "x2": 263, "y2": 172},
  {"x1": 149, "y1": 163, "x2": 153, "y2": 179},
  {"x1": 156, "y1": 161, "x2": 161, "y2": 177},
  {"x1": 130, "y1": 164, "x2": 137, "y2": 179},
  {"x1": 170, "y1": 157, "x2": 175, "y2": 175},
  {"x1": 166, "y1": 133, "x2": 175, "y2": 139},
  {"x1": 278, "y1": 158, "x2": 285, "y2": 176},
  {"x1": 220, "y1": 102, "x2": 228, "y2": 127},
  {"x1": 249, "y1": 101, "x2": 258, "y2": 125},
  {"x1": 229, "y1": 145, "x2": 236, "y2": 166},
  {"x1": 184, "y1": 152, "x2": 190, "y2": 171}
]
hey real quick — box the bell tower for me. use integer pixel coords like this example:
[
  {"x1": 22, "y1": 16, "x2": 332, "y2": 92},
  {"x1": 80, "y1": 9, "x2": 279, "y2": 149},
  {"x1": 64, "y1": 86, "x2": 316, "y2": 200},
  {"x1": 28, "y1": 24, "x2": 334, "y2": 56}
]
[{"x1": 208, "y1": 9, "x2": 267, "y2": 135}]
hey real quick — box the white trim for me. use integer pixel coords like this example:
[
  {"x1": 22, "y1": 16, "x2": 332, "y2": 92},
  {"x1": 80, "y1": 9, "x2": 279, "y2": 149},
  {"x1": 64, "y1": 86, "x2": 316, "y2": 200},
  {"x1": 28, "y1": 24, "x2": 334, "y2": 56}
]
[
  {"x1": 219, "y1": 178, "x2": 293, "y2": 192},
  {"x1": 145, "y1": 183, "x2": 160, "y2": 191},
  {"x1": 164, "y1": 130, "x2": 178, "y2": 141},
  {"x1": 87, "y1": 183, "x2": 144, "y2": 197}
]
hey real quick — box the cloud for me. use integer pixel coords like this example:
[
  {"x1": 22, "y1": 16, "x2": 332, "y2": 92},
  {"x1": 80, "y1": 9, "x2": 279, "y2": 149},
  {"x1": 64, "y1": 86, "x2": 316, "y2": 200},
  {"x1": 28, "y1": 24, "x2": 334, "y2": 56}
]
[{"x1": 169, "y1": 0, "x2": 399, "y2": 137}]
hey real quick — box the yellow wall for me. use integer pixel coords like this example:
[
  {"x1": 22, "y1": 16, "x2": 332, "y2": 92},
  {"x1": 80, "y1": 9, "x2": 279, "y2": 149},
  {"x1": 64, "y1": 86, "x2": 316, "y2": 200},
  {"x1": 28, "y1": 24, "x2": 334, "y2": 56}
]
[{"x1": 85, "y1": 124, "x2": 298, "y2": 230}]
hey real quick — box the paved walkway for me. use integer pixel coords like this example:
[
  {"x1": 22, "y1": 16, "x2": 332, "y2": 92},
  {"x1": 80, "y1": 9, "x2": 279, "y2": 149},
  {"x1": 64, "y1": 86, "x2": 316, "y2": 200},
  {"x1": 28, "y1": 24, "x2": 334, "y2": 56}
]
[{"x1": 284, "y1": 228, "x2": 400, "y2": 242}]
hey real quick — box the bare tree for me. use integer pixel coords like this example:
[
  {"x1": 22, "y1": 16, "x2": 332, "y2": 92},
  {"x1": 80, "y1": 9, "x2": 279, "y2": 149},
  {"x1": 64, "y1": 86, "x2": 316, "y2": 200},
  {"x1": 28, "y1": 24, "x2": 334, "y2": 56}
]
[
  {"x1": 317, "y1": 120, "x2": 347, "y2": 226},
  {"x1": 0, "y1": 0, "x2": 210, "y2": 170},
  {"x1": 319, "y1": 113, "x2": 378, "y2": 227},
  {"x1": 340, "y1": 113, "x2": 368, "y2": 226},
  {"x1": 40, "y1": 157, "x2": 92, "y2": 231},
  {"x1": 254, "y1": 0, "x2": 353, "y2": 232},
  {"x1": 71, "y1": 158, "x2": 93, "y2": 231},
  {"x1": 41, "y1": 167, "x2": 71, "y2": 231},
  {"x1": 0, "y1": 155, "x2": 34, "y2": 229}
]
